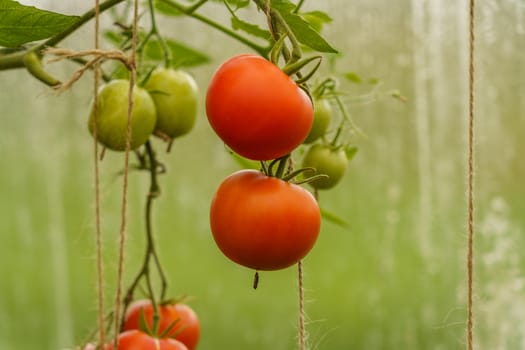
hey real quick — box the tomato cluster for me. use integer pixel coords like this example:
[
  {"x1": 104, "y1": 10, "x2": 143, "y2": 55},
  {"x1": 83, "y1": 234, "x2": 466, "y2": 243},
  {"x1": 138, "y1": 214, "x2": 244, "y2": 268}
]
[
  {"x1": 86, "y1": 68, "x2": 201, "y2": 350},
  {"x1": 88, "y1": 68, "x2": 198, "y2": 151},
  {"x1": 123, "y1": 299, "x2": 200, "y2": 350},
  {"x1": 206, "y1": 55, "x2": 321, "y2": 271},
  {"x1": 84, "y1": 300, "x2": 199, "y2": 350}
]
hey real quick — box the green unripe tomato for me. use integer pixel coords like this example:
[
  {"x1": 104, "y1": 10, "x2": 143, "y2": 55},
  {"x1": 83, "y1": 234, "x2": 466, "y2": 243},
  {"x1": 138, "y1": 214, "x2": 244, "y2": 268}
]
[
  {"x1": 302, "y1": 143, "x2": 349, "y2": 190},
  {"x1": 303, "y1": 98, "x2": 332, "y2": 144},
  {"x1": 144, "y1": 68, "x2": 199, "y2": 139},
  {"x1": 88, "y1": 80, "x2": 156, "y2": 151}
]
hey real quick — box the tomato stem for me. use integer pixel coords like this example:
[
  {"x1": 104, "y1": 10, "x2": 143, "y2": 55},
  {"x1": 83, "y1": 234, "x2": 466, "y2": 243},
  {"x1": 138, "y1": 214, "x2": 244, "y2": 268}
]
[
  {"x1": 121, "y1": 141, "x2": 168, "y2": 333},
  {"x1": 282, "y1": 55, "x2": 322, "y2": 81},
  {"x1": 137, "y1": 0, "x2": 172, "y2": 68},
  {"x1": 23, "y1": 52, "x2": 62, "y2": 87},
  {"x1": 269, "y1": 5, "x2": 302, "y2": 63},
  {"x1": 312, "y1": 77, "x2": 337, "y2": 99},
  {"x1": 330, "y1": 94, "x2": 365, "y2": 146},
  {"x1": 254, "y1": 0, "x2": 302, "y2": 64}
]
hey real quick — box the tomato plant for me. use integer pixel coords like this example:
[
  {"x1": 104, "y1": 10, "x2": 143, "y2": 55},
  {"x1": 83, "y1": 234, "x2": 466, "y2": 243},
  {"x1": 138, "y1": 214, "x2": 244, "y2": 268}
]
[
  {"x1": 123, "y1": 299, "x2": 200, "y2": 350},
  {"x1": 107, "y1": 330, "x2": 188, "y2": 350},
  {"x1": 210, "y1": 170, "x2": 321, "y2": 271},
  {"x1": 0, "y1": 0, "x2": 367, "y2": 348},
  {"x1": 144, "y1": 68, "x2": 199, "y2": 140},
  {"x1": 303, "y1": 97, "x2": 332, "y2": 144},
  {"x1": 206, "y1": 54, "x2": 314, "y2": 161},
  {"x1": 88, "y1": 79, "x2": 157, "y2": 151},
  {"x1": 302, "y1": 143, "x2": 349, "y2": 190}
]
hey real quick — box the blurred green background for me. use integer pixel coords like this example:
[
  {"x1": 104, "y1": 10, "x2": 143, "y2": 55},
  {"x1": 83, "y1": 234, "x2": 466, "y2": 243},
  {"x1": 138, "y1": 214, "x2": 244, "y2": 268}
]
[{"x1": 1, "y1": 0, "x2": 524, "y2": 349}]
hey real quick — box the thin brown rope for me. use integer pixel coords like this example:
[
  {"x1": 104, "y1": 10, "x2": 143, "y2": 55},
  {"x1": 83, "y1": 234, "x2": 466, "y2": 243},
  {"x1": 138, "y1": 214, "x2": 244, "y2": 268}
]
[
  {"x1": 92, "y1": 0, "x2": 105, "y2": 347},
  {"x1": 113, "y1": 0, "x2": 140, "y2": 345},
  {"x1": 467, "y1": 0, "x2": 476, "y2": 349},
  {"x1": 298, "y1": 260, "x2": 306, "y2": 350}
]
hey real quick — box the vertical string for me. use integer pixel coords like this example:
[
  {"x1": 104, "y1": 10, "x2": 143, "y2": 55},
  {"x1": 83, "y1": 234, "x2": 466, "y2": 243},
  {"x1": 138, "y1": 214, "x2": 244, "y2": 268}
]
[
  {"x1": 298, "y1": 260, "x2": 306, "y2": 350},
  {"x1": 92, "y1": 0, "x2": 105, "y2": 347},
  {"x1": 467, "y1": 0, "x2": 476, "y2": 349},
  {"x1": 113, "y1": 0, "x2": 140, "y2": 344}
]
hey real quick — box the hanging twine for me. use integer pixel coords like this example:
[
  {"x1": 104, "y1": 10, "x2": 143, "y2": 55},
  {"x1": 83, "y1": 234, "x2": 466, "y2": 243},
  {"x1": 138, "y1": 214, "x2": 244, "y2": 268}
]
[
  {"x1": 298, "y1": 260, "x2": 306, "y2": 350},
  {"x1": 92, "y1": 0, "x2": 106, "y2": 348},
  {"x1": 43, "y1": 48, "x2": 130, "y2": 93},
  {"x1": 112, "y1": 0, "x2": 140, "y2": 346},
  {"x1": 467, "y1": 0, "x2": 476, "y2": 349}
]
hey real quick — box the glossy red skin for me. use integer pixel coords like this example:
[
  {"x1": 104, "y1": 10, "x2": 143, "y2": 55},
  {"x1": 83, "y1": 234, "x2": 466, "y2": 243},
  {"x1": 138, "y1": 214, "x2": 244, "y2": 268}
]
[
  {"x1": 210, "y1": 170, "x2": 321, "y2": 270},
  {"x1": 123, "y1": 300, "x2": 200, "y2": 350},
  {"x1": 107, "y1": 330, "x2": 188, "y2": 350},
  {"x1": 206, "y1": 54, "x2": 314, "y2": 161}
]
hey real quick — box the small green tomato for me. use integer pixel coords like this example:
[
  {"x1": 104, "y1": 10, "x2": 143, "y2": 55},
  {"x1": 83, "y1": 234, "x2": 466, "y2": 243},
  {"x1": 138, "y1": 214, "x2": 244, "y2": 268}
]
[
  {"x1": 303, "y1": 98, "x2": 332, "y2": 144},
  {"x1": 302, "y1": 143, "x2": 349, "y2": 190},
  {"x1": 88, "y1": 80, "x2": 156, "y2": 151},
  {"x1": 145, "y1": 68, "x2": 199, "y2": 139}
]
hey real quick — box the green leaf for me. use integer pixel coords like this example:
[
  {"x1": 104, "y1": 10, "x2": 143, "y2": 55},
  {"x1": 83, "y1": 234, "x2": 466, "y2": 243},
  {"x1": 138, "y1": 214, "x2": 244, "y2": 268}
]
[
  {"x1": 154, "y1": 0, "x2": 183, "y2": 16},
  {"x1": 301, "y1": 10, "x2": 332, "y2": 32},
  {"x1": 344, "y1": 72, "x2": 362, "y2": 84},
  {"x1": 0, "y1": 0, "x2": 79, "y2": 47},
  {"x1": 320, "y1": 207, "x2": 350, "y2": 229},
  {"x1": 271, "y1": 2, "x2": 337, "y2": 53},
  {"x1": 231, "y1": 16, "x2": 272, "y2": 41},
  {"x1": 144, "y1": 38, "x2": 210, "y2": 68},
  {"x1": 344, "y1": 146, "x2": 358, "y2": 160}
]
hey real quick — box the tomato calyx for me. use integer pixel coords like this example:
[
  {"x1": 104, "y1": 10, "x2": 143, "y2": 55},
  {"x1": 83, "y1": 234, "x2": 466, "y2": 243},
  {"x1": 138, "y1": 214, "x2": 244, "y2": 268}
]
[
  {"x1": 259, "y1": 154, "x2": 329, "y2": 186},
  {"x1": 132, "y1": 297, "x2": 190, "y2": 338},
  {"x1": 283, "y1": 55, "x2": 322, "y2": 84}
]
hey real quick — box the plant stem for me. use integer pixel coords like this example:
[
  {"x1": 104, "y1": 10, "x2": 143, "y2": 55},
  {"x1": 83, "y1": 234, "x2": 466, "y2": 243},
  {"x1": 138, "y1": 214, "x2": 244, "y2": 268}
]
[
  {"x1": 253, "y1": 0, "x2": 302, "y2": 63},
  {"x1": 186, "y1": 0, "x2": 209, "y2": 13},
  {"x1": 331, "y1": 94, "x2": 365, "y2": 145},
  {"x1": 144, "y1": 0, "x2": 171, "y2": 67},
  {"x1": 0, "y1": 51, "x2": 26, "y2": 69},
  {"x1": 294, "y1": 0, "x2": 306, "y2": 14},
  {"x1": 157, "y1": 0, "x2": 270, "y2": 56},
  {"x1": 144, "y1": 141, "x2": 168, "y2": 301},
  {"x1": 121, "y1": 141, "x2": 168, "y2": 331}
]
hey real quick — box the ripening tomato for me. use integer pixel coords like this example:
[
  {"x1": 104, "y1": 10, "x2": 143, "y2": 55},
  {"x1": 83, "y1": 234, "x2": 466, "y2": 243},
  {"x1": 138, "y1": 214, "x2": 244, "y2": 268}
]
[
  {"x1": 210, "y1": 170, "x2": 321, "y2": 270},
  {"x1": 107, "y1": 330, "x2": 188, "y2": 350},
  {"x1": 303, "y1": 98, "x2": 332, "y2": 144},
  {"x1": 206, "y1": 54, "x2": 314, "y2": 161},
  {"x1": 88, "y1": 79, "x2": 157, "y2": 151},
  {"x1": 302, "y1": 144, "x2": 349, "y2": 190},
  {"x1": 144, "y1": 68, "x2": 199, "y2": 139},
  {"x1": 123, "y1": 300, "x2": 200, "y2": 350}
]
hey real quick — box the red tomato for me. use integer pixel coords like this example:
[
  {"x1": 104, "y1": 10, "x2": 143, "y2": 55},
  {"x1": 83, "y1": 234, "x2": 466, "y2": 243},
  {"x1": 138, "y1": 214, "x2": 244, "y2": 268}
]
[
  {"x1": 210, "y1": 170, "x2": 321, "y2": 270},
  {"x1": 206, "y1": 54, "x2": 314, "y2": 161},
  {"x1": 107, "y1": 330, "x2": 188, "y2": 350},
  {"x1": 123, "y1": 300, "x2": 200, "y2": 350}
]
